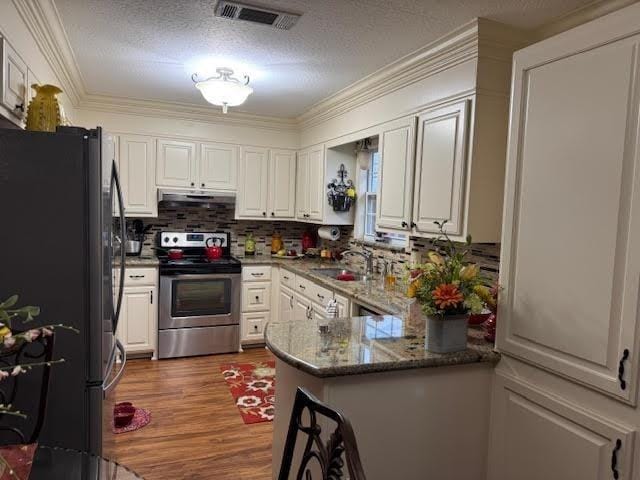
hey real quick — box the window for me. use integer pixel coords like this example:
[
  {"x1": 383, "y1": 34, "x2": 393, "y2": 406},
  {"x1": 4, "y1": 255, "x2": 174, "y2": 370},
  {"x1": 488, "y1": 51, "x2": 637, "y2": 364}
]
[{"x1": 359, "y1": 151, "x2": 406, "y2": 247}]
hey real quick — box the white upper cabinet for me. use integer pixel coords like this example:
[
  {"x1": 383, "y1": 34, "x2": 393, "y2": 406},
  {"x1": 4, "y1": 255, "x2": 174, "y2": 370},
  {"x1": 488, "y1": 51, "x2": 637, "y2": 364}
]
[
  {"x1": 1, "y1": 37, "x2": 27, "y2": 120},
  {"x1": 498, "y1": 27, "x2": 640, "y2": 403},
  {"x1": 295, "y1": 149, "x2": 309, "y2": 219},
  {"x1": 156, "y1": 139, "x2": 197, "y2": 188},
  {"x1": 237, "y1": 146, "x2": 269, "y2": 218},
  {"x1": 269, "y1": 149, "x2": 296, "y2": 219},
  {"x1": 236, "y1": 147, "x2": 296, "y2": 220},
  {"x1": 307, "y1": 145, "x2": 325, "y2": 221},
  {"x1": 412, "y1": 101, "x2": 469, "y2": 236},
  {"x1": 118, "y1": 134, "x2": 157, "y2": 217},
  {"x1": 376, "y1": 117, "x2": 416, "y2": 231},
  {"x1": 198, "y1": 142, "x2": 238, "y2": 191}
]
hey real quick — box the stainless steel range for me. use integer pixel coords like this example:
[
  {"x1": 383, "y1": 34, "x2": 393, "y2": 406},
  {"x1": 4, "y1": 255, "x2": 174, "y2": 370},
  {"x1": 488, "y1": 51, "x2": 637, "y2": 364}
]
[{"x1": 157, "y1": 232, "x2": 241, "y2": 359}]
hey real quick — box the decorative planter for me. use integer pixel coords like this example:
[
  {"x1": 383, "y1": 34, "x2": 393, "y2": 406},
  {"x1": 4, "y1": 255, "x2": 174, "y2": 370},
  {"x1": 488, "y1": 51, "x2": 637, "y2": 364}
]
[{"x1": 425, "y1": 313, "x2": 469, "y2": 353}]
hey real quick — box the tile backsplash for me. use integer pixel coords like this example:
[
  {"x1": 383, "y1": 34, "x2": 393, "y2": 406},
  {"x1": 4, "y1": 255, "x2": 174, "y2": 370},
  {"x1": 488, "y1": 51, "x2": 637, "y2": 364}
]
[
  {"x1": 132, "y1": 205, "x2": 349, "y2": 257},
  {"x1": 132, "y1": 205, "x2": 500, "y2": 283}
]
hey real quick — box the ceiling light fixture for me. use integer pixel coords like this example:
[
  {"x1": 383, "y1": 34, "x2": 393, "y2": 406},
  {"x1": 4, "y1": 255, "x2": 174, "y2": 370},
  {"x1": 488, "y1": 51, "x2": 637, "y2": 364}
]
[{"x1": 192, "y1": 68, "x2": 253, "y2": 114}]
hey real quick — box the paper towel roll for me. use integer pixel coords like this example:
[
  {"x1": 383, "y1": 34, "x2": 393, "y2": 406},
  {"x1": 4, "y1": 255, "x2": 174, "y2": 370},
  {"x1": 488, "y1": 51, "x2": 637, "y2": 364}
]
[{"x1": 318, "y1": 226, "x2": 341, "y2": 241}]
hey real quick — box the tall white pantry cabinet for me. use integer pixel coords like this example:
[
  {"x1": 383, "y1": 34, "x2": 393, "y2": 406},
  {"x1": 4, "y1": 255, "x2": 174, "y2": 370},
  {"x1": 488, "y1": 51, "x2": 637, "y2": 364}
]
[{"x1": 488, "y1": 4, "x2": 640, "y2": 480}]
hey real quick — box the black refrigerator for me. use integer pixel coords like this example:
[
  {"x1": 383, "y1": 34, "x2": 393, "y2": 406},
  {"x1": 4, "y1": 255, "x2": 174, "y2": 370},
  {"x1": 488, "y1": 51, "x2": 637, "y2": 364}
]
[{"x1": 0, "y1": 126, "x2": 126, "y2": 456}]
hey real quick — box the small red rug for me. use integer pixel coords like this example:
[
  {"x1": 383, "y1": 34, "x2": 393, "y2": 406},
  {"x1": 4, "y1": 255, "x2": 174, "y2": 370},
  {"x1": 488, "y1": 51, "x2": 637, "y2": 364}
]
[
  {"x1": 220, "y1": 360, "x2": 276, "y2": 424},
  {"x1": 113, "y1": 407, "x2": 151, "y2": 434}
]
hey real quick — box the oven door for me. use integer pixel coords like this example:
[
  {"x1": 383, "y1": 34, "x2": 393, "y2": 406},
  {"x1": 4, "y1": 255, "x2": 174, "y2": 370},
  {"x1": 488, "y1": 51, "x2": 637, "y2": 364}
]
[{"x1": 159, "y1": 273, "x2": 240, "y2": 329}]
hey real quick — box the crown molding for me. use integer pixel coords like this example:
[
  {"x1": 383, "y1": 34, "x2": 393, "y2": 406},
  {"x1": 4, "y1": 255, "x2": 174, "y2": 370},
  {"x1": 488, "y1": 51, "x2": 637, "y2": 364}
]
[
  {"x1": 12, "y1": 0, "x2": 85, "y2": 106},
  {"x1": 78, "y1": 94, "x2": 298, "y2": 131},
  {"x1": 533, "y1": 0, "x2": 638, "y2": 40},
  {"x1": 296, "y1": 20, "x2": 481, "y2": 130}
]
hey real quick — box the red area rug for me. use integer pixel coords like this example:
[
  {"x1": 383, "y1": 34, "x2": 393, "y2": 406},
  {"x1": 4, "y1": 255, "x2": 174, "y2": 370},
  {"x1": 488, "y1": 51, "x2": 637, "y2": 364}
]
[
  {"x1": 113, "y1": 407, "x2": 151, "y2": 434},
  {"x1": 220, "y1": 360, "x2": 276, "y2": 424},
  {"x1": 0, "y1": 443, "x2": 36, "y2": 480}
]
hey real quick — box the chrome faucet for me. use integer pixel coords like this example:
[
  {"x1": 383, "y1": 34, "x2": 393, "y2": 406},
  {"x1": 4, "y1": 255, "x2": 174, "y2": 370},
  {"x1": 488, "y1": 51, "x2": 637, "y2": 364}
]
[{"x1": 341, "y1": 248, "x2": 375, "y2": 280}]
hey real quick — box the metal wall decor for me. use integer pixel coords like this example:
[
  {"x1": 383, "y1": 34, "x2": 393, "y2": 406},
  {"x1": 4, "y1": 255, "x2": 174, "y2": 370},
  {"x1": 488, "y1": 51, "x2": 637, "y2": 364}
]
[{"x1": 327, "y1": 164, "x2": 356, "y2": 212}]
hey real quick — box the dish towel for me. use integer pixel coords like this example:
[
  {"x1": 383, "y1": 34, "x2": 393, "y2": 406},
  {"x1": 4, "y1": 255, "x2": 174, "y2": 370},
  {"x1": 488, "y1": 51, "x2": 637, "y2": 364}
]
[{"x1": 325, "y1": 299, "x2": 338, "y2": 318}]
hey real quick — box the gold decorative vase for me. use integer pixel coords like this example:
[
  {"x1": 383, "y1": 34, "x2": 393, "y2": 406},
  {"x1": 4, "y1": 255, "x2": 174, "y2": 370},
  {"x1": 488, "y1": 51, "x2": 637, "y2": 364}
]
[{"x1": 26, "y1": 84, "x2": 63, "y2": 132}]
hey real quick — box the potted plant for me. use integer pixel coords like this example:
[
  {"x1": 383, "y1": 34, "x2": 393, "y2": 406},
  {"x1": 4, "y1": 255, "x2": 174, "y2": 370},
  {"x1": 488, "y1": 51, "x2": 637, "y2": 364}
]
[{"x1": 407, "y1": 222, "x2": 488, "y2": 353}]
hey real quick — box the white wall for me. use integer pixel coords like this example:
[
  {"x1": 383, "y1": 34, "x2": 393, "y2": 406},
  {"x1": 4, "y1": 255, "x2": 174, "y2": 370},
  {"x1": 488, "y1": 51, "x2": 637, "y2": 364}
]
[
  {"x1": 0, "y1": 2, "x2": 76, "y2": 120},
  {"x1": 74, "y1": 108, "x2": 299, "y2": 149}
]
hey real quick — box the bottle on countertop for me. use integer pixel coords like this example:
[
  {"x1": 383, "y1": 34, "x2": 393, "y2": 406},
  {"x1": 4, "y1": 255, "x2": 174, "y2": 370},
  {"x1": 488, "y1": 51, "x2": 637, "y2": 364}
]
[
  {"x1": 271, "y1": 233, "x2": 284, "y2": 254},
  {"x1": 245, "y1": 234, "x2": 256, "y2": 256}
]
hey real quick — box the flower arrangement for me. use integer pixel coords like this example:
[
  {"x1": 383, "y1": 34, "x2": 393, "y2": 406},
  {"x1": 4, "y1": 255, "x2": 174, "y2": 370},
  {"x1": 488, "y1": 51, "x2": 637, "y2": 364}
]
[
  {"x1": 406, "y1": 221, "x2": 489, "y2": 317},
  {"x1": 0, "y1": 295, "x2": 76, "y2": 416}
]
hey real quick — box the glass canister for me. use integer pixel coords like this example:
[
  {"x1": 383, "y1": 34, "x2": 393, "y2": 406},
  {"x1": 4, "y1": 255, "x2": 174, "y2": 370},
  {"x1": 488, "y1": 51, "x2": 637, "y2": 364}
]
[
  {"x1": 245, "y1": 234, "x2": 256, "y2": 256},
  {"x1": 271, "y1": 233, "x2": 284, "y2": 254}
]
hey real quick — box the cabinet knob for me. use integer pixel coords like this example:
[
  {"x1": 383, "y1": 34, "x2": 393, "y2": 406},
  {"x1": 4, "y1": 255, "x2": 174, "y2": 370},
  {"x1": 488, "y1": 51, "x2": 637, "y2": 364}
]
[
  {"x1": 201, "y1": 183, "x2": 205, "y2": 188},
  {"x1": 411, "y1": 222, "x2": 417, "y2": 228},
  {"x1": 255, "y1": 295, "x2": 260, "y2": 301},
  {"x1": 401, "y1": 221, "x2": 408, "y2": 228},
  {"x1": 254, "y1": 325, "x2": 258, "y2": 330},
  {"x1": 15, "y1": 103, "x2": 24, "y2": 113},
  {"x1": 190, "y1": 182, "x2": 195, "y2": 187},
  {"x1": 271, "y1": 212, "x2": 275, "y2": 216},
  {"x1": 262, "y1": 212, "x2": 266, "y2": 216}
]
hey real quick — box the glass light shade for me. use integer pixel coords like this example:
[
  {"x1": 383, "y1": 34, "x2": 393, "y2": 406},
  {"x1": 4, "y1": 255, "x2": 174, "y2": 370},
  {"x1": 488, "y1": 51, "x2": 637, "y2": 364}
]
[{"x1": 195, "y1": 78, "x2": 253, "y2": 110}]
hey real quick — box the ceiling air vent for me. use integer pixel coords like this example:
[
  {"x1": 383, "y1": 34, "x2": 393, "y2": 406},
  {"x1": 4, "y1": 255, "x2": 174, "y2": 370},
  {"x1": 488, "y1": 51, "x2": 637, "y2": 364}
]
[{"x1": 214, "y1": 1, "x2": 300, "y2": 30}]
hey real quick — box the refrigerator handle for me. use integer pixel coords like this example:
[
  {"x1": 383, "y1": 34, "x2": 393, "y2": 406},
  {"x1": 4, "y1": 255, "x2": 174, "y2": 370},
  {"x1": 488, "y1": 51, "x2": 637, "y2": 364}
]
[
  {"x1": 104, "y1": 339, "x2": 126, "y2": 395},
  {"x1": 112, "y1": 161, "x2": 126, "y2": 331}
]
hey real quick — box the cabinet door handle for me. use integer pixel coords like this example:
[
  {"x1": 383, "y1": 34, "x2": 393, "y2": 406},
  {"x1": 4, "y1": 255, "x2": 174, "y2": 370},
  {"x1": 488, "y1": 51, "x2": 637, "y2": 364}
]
[
  {"x1": 150, "y1": 291, "x2": 153, "y2": 304},
  {"x1": 201, "y1": 183, "x2": 205, "y2": 188},
  {"x1": 271, "y1": 212, "x2": 275, "y2": 216},
  {"x1": 254, "y1": 325, "x2": 259, "y2": 331},
  {"x1": 262, "y1": 212, "x2": 266, "y2": 216},
  {"x1": 283, "y1": 275, "x2": 290, "y2": 280},
  {"x1": 299, "y1": 285, "x2": 306, "y2": 290},
  {"x1": 129, "y1": 275, "x2": 145, "y2": 279},
  {"x1": 411, "y1": 222, "x2": 417, "y2": 228},
  {"x1": 251, "y1": 272, "x2": 264, "y2": 277},
  {"x1": 618, "y1": 349, "x2": 630, "y2": 390},
  {"x1": 190, "y1": 182, "x2": 195, "y2": 187},
  {"x1": 289, "y1": 296, "x2": 293, "y2": 308},
  {"x1": 611, "y1": 439, "x2": 622, "y2": 479},
  {"x1": 255, "y1": 295, "x2": 260, "y2": 302},
  {"x1": 317, "y1": 293, "x2": 324, "y2": 300},
  {"x1": 401, "y1": 221, "x2": 408, "y2": 228}
]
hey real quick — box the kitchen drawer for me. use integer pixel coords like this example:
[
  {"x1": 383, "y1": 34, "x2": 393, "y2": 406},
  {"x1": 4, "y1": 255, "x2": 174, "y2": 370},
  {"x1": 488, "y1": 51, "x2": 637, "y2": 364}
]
[
  {"x1": 242, "y1": 312, "x2": 269, "y2": 342},
  {"x1": 115, "y1": 267, "x2": 158, "y2": 286},
  {"x1": 308, "y1": 282, "x2": 332, "y2": 306},
  {"x1": 242, "y1": 282, "x2": 271, "y2": 312},
  {"x1": 294, "y1": 275, "x2": 315, "y2": 299},
  {"x1": 280, "y1": 268, "x2": 296, "y2": 289},
  {"x1": 242, "y1": 265, "x2": 271, "y2": 282}
]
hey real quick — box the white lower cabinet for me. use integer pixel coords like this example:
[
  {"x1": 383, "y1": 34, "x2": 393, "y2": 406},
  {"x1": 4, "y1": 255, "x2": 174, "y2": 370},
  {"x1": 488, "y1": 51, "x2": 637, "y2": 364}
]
[
  {"x1": 241, "y1": 266, "x2": 272, "y2": 344},
  {"x1": 279, "y1": 286, "x2": 295, "y2": 323},
  {"x1": 293, "y1": 294, "x2": 311, "y2": 322},
  {"x1": 488, "y1": 374, "x2": 636, "y2": 480},
  {"x1": 116, "y1": 267, "x2": 158, "y2": 358},
  {"x1": 334, "y1": 293, "x2": 350, "y2": 317}
]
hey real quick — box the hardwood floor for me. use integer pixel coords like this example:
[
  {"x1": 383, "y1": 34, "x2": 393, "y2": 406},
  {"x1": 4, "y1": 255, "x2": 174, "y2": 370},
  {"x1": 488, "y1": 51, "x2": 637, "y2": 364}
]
[{"x1": 112, "y1": 348, "x2": 274, "y2": 480}]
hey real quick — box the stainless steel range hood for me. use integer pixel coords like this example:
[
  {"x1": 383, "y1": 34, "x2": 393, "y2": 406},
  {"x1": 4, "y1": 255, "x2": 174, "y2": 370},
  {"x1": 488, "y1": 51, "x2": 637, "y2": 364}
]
[{"x1": 158, "y1": 189, "x2": 236, "y2": 208}]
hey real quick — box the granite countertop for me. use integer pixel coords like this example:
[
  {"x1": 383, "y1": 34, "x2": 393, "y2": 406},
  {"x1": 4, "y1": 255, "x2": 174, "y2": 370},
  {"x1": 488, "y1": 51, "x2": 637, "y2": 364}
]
[
  {"x1": 237, "y1": 255, "x2": 412, "y2": 316},
  {"x1": 265, "y1": 315, "x2": 500, "y2": 378},
  {"x1": 114, "y1": 256, "x2": 160, "y2": 267}
]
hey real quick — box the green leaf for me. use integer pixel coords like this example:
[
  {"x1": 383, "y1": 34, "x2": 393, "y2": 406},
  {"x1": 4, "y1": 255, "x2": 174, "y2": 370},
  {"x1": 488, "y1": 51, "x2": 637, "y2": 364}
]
[
  {"x1": 0, "y1": 295, "x2": 18, "y2": 309},
  {"x1": 15, "y1": 306, "x2": 40, "y2": 321}
]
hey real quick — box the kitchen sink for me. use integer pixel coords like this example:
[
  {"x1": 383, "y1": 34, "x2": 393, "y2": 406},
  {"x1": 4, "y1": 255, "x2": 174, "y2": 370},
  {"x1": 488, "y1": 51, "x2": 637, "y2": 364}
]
[{"x1": 311, "y1": 268, "x2": 364, "y2": 281}]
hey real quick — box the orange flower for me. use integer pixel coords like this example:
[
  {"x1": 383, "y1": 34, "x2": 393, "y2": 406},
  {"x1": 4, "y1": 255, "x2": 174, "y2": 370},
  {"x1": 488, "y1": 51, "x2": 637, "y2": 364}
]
[{"x1": 432, "y1": 283, "x2": 464, "y2": 310}]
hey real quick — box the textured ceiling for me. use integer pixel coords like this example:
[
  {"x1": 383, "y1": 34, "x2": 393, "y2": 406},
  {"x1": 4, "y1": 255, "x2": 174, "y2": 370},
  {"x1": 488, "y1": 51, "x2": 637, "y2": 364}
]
[{"x1": 54, "y1": 0, "x2": 593, "y2": 117}]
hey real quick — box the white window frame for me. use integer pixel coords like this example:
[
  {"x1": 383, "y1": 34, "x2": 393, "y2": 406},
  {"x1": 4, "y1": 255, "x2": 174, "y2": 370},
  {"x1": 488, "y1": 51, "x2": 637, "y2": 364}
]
[{"x1": 356, "y1": 151, "x2": 407, "y2": 248}]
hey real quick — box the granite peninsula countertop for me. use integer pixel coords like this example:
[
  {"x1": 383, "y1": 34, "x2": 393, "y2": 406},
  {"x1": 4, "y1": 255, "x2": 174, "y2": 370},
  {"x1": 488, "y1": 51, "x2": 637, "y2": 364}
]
[
  {"x1": 265, "y1": 315, "x2": 499, "y2": 378},
  {"x1": 237, "y1": 256, "x2": 412, "y2": 316}
]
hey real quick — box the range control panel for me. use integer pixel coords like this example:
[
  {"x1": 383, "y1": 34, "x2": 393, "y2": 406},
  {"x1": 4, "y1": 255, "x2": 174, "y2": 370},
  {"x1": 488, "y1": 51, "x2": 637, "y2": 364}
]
[{"x1": 159, "y1": 232, "x2": 229, "y2": 248}]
